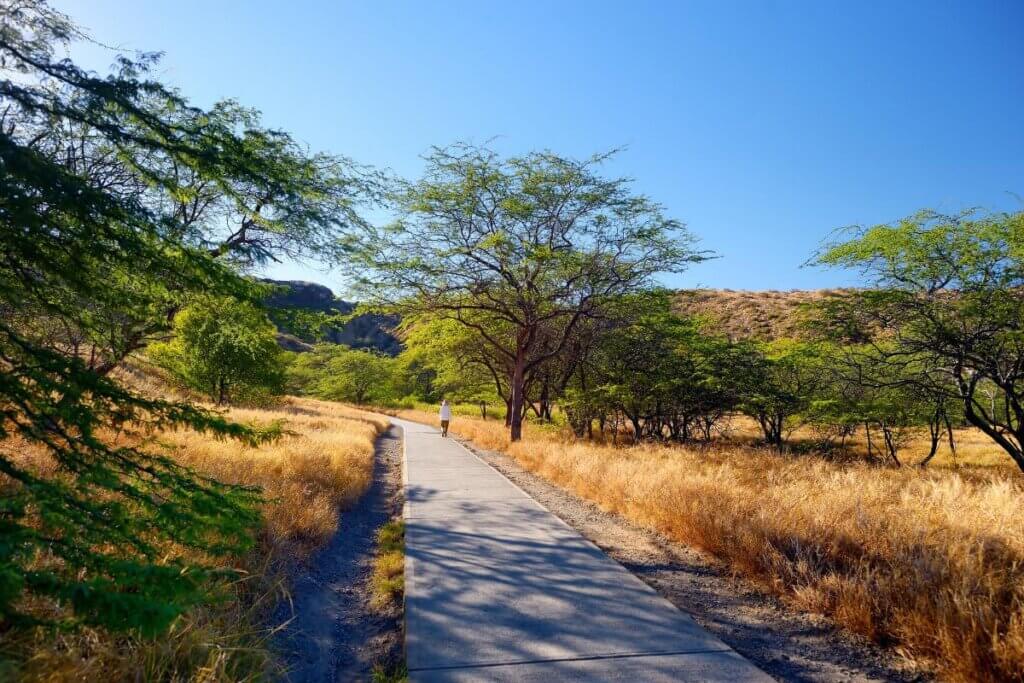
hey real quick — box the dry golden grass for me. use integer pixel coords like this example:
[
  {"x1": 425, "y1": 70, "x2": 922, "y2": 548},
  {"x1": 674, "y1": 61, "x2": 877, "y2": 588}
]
[
  {"x1": 723, "y1": 414, "x2": 1017, "y2": 471},
  {"x1": 395, "y1": 408, "x2": 1024, "y2": 682},
  {"x1": 674, "y1": 288, "x2": 852, "y2": 340},
  {"x1": 164, "y1": 397, "x2": 388, "y2": 557},
  {"x1": 2, "y1": 396, "x2": 387, "y2": 682}
]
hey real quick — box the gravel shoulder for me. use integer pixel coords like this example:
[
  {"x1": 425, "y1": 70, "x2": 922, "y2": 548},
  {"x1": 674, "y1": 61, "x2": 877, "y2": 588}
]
[
  {"x1": 273, "y1": 425, "x2": 404, "y2": 682},
  {"x1": 459, "y1": 437, "x2": 931, "y2": 683}
]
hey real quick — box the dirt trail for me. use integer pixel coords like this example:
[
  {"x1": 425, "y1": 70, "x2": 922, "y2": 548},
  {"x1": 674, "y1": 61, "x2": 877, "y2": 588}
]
[
  {"x1": 460, "y1": 438, "x2": 930, "y2": 683},
  {"x1": 273, "y1": 425, "x2": 404, "y2": 682}
]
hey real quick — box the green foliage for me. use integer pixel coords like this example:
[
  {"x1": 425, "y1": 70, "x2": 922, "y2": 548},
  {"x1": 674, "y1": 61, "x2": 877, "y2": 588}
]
[
  {"x1": 344, "y1": 143, "x2": 706, "y2": 440},
  {"x1": 806, "y1": 345, "x2": 945, "y2": 463},
  {"x1": 737, "y1": 340, "x2": 825, "y2": 449},
  {"x1": 0, "y1": 1, "x2": 367, "y2": 638},
  {"x1": 558, "y1": 293, "x2": 746, "y2": 441},
  {"x1": 288, "y1": 345, "x2": 399, "y2": 405},
  {"x1": 398, "y1": 317, "x2": 500, "y2": 404},
  {"x1": 393, "y1": 353, "x2": 442, "y2": 403},
  {"x1": 150, "y1": 298, "x2": 286, "y2": 404},
  {"x1": 814, "y1": 209, "x2": 1024, "y2": 470},
  {"x1": 266, "y1": 307, "x2": 335, "y2": 343}
]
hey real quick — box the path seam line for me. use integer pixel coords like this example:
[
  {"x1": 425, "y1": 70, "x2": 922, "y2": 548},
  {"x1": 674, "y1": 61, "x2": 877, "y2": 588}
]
[{"x1": 408, "y1": 647, "x2": 736, "y2": 672}]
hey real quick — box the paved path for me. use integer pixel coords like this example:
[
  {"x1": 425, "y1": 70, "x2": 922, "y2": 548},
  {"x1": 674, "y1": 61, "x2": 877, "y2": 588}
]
[{"x1": 395, "y1": 417, "x2": 772, "y2": 682}]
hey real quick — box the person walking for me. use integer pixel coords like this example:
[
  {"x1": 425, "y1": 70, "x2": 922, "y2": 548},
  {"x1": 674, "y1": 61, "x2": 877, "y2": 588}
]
[{"x1": 439, "y1": 399, "x2": 452, "y2": 437}]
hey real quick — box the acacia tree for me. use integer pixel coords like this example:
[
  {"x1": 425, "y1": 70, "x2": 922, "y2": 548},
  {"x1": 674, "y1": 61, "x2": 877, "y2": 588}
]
[
  {"x1": 738, "y1": 340, "x2": 823, "y2": 450},
  {"x1": 6, "y1": 63, "x2": 377, "y2": 375},
  {"x1": 590, "y1": 303, "x2": 694, "y2": 440},
  {"x1": 288, "y1": 345, "x2": 397, "y2": 404},
  {"x1": 347, "y1": 144, "x2": 705, "y2": 440},
  {"x1": 814, "y1": 209, "x2": 1024, "y2": 471},
  {"x1": 814, "y1": 346, "x2": 943, "y2": 465}
]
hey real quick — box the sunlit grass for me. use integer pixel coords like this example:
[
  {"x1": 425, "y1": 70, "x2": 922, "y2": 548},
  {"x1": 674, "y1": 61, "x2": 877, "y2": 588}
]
[
  {"x1": 370, "y1": 521, "x2": 405, "y2": 612},
  {"x1": 2, "y1": 396, "x2": 387, "y2": 682}
]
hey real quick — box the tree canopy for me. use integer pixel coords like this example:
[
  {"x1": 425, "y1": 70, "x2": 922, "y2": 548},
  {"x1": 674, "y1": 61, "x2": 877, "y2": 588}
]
[
  {"x1": 814, "y1": 209, "x2": 1024, "y2": 471},
  {"x1": 0, "y1": 1, "x2": 369, "y2": 633},
  {"x1": 150, "y1": 297, "x2": 286, "y2": 404},
  {"x1": 288, "y1": 345, "x2": 397, "y2": 405},
  {"x1": 346, "y1": 144, "x2": 707, "y2": 440}
]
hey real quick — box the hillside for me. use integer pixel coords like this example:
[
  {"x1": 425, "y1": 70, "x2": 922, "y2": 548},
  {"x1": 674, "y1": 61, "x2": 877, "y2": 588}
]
[
  {"x1": 262, "y1": 280, "x2": 401, "y2": 355},
  {"x1": 674, "y1": 288, "x2": 852, "y2": 341},
  {"x1": 265, "y1": 283, "x2": 850, "y2": 350}
]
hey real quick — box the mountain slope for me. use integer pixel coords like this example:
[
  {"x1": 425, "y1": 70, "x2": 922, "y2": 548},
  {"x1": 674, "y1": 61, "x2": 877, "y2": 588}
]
[
  {"x1": 262, "y1": 280, "x2": 401, "y2": 355},
  {"x1": 673, "y1": 289, "x2": 851, "y2": 341}
]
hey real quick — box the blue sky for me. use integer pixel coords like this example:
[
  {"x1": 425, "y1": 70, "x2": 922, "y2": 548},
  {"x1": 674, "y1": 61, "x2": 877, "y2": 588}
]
[{"x1": 58, "y1": 1, "x2": 1023, "y2": 294}]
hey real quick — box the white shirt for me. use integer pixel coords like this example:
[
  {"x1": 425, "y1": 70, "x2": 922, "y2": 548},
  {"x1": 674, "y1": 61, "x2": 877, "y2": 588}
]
[{"x1": 439, "y1": 403, "x2": 452, "y2": 420}]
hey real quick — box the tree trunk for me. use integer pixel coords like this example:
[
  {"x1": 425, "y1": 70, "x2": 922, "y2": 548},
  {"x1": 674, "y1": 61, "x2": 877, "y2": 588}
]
[
  {"x1": 629, "y1": 415, "x2": 642, "y2": 442},
  {"x1": 881, "y1": 422, "x2": 901, "y2": 466},
  {"x1": 962, "y1": 395, "x2": 1024, "y2": 472},
  {"x1": 759, "y1": 412, "x2": 784, "y2": 451},
  {"x1": 919, "y1": 408, "x2": 942, "y2": 467},
  {"x1": 480, "y1": 401, "x2": 487, "y2": 420},
  {"x1": 509, "y1": 355, "x2": 526, "y2": 442},
  {"x1": 944, "y1": 412, "x2": 957, "y2": 462},
  {"x1": 538, "y1": 381, "x2": 552, "y2": 422},
  {"x1": 773, "y1": 416, "x2": 784, "y2": 453},
  {"x1": 957, "y1": 371, "x2": 1024, "y2": 472}
]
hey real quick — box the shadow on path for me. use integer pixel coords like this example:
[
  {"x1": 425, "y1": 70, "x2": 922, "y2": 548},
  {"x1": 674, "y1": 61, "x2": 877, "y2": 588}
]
[{"x1": 397, "y1": 417, "x2": 770, "y2": 683}]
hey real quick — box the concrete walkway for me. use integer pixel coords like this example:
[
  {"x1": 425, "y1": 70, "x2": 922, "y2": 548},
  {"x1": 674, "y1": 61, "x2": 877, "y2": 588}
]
[{"x1": 396, "y1": 417, "x2": 772, "y2": 682}]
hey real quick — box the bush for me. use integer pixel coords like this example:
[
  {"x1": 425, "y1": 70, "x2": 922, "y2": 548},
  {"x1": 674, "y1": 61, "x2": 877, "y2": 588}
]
[
  {"x1": 151, "y1": 297, "x2": 286, "y2": 404},
  {"x1": 287, "y1": 345, "x2": 398, "y2": 404}
]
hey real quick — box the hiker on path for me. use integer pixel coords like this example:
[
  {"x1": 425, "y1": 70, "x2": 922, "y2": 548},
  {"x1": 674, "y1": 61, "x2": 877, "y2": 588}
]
[{"x1": 439, "y1": 399, "x2": 452, "y2": 437}]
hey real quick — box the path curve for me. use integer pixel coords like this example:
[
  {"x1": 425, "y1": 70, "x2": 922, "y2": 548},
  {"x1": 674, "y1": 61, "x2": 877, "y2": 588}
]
[{"x1": 396, "y1": 417, "x2": 772, "y2": 682}]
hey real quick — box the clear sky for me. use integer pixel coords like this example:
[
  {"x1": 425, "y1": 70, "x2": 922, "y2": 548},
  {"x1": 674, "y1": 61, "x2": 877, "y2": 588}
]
[{"x1": 57, "y1": 1, "x2": 1023, "y2": 294}]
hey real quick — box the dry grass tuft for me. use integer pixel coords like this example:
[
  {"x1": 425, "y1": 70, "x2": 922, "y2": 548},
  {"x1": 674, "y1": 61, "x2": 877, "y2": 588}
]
[
  {"x1": 2, "y1": 396, "x2": 387, "y2": 682},
  {"x1": 370, "y1": 520, "x2": 405, "y2": 612},
  {"x1": 395, "y1": 408, "x2": 1024, "y2": 682}
]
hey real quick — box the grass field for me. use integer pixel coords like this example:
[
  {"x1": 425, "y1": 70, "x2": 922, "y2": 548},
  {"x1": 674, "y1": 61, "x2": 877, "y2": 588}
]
[
  {"x1": 394, "y1": 406, "x2": 1024, "y2": 682},
  {"x1": 721, "y1": 413, "x2": 1013, "y2": 470},
  {"x1": 1, "y1": 396, "x2": 387, "y2": 682}
]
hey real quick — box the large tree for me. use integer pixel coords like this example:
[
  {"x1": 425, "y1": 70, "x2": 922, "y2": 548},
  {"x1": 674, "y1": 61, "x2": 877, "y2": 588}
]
[
  {"x1": 0, "y1": 1, "x2": 349, "y2": 633},
  {"x1": 347, "y1": 144, "x2": 705, "y2": 440},
  {"x1": 814, "y1": 209, "x2": 1024, "y2": 471},
  {"x1": 4, "y1": 44, "x2": 377, "y2": 375}
]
